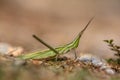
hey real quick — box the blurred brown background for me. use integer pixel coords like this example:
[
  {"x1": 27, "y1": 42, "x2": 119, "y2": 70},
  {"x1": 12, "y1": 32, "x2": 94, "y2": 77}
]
[{"x1": 0, "y1": 0, "x2": 120, "y2": 58}]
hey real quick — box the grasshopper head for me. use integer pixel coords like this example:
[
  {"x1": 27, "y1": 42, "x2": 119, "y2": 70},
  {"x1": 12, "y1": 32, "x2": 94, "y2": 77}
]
[{"x1": 68, "y1": 17, "x2": 94, "y2": 49}]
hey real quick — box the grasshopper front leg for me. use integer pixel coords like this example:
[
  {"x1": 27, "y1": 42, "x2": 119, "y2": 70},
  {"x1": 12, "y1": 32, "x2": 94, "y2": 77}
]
[
  {"x1": 71, "y1": 49, "x2": 77, "y2": 60},
  {"x1": 73, "y1": 49, "x2": 77, "y2": 60}
]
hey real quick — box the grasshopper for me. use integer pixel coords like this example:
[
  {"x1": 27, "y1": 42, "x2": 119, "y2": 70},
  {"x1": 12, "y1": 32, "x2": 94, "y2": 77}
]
[{"x1": 20, "y1": 17, "x2": 94, "y2": 60}]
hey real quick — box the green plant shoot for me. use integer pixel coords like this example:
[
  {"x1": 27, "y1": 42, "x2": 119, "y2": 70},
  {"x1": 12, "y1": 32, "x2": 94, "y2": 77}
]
[{"x1": 20, "y1": 17, "x2": 94, "y2": 60}]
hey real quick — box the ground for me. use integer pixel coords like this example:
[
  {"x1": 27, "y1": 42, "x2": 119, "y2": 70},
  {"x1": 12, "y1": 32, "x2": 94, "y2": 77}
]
[{"x1": 0, "y1": 55, "x2": 119, "y2": 80}]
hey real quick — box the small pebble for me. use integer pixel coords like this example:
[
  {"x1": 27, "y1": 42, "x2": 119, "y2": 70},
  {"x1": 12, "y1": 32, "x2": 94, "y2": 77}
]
[
  {"x1": 77, "y1": 54, "x2": 115, "y2": 75},
  {"x1": 78, "y1": 54, "x2": 104, "y2": 67},
  {"x1": 105, "y1": 68, "x2": 115, "y2": 75},
  {"x1": 77, "y1": 54, "x2": 93, "y2": 62},
  {"x1": 9, "y1": 47, "x2": 24, "y2": 57},
  {"x1": 0, "y1": 43, "x2": 11, "y2": 54},
  {"x1": 100, "y1": 65, "x2": 110, "y2": 70},
  {"x1": 14, "y1": 58, "x2": 26, "y2": 66},
  {"x1": 0, "y1": 42, "x2": 23, "y2": 56},
  {"x1": 92, "y1": 60, "x2": 103, "y2": 67}
]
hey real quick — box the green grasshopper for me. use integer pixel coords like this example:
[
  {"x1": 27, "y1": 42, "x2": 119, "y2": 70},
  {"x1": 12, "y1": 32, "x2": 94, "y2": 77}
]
[{"x1": 20, "y1": 17, "x2": 94, "y2": 60}]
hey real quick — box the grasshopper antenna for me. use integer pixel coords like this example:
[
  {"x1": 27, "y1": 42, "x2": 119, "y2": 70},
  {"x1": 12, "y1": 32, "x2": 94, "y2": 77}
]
[{"x1": 78, "y1": 17, "x2": 94, "y2": 38}]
